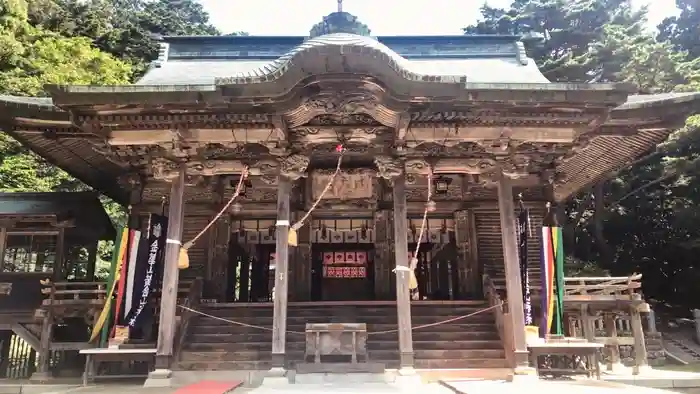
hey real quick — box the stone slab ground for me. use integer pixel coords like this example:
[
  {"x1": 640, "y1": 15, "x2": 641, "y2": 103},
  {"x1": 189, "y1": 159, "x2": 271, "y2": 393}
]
[{"x1": 440, "y1": 379, "x2": 682, "y2": 394}]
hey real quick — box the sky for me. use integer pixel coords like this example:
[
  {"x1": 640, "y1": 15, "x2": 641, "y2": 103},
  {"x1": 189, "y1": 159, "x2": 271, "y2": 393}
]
[{"x1": 199, "y1": 0, "x2": 680, "y2": 36}]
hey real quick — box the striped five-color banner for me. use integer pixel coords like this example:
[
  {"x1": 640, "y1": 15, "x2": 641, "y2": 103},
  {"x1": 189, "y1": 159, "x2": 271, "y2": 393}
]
[{"x1": 540, "y1": 226, "x2": 565, "y2": 337}]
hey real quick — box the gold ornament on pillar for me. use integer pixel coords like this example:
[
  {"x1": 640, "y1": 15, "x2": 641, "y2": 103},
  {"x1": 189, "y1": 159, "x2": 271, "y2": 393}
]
[
  {"x1": 178, "y1": 168, "x2": 249, "y2": 269},
  {"x1": 288, "y1": 144, "x2": 345, "y2": 246}
]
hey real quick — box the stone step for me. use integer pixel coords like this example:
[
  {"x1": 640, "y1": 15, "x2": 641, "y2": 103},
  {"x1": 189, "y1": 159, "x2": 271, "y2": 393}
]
[
  {"x1": 189, "y1": 330, "x2": 501, "y2": 343},
  {"x1": 175, "y1": 357, "x2": 509, "y2": 371},
  {"x1": 192, "y1": 315, "x2": 495, "y2": 326},
  {"x1": 179, "y1": 348, "x2": 505, "y2": 362},
  {"x1": 185, "y1": 339, "x2": 504, "y2": 352}
]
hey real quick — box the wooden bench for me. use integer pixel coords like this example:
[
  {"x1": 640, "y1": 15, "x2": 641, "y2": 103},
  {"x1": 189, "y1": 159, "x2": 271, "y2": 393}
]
[
  {"x1": 79, "y1": 347, "x2": 156, "y2": 386},
  {"x1": 528, "y1": 342, "x2": 604, "y2": 379},
  {"x1": 305, "y1": 323, "x2": 368, "y2": 364}
]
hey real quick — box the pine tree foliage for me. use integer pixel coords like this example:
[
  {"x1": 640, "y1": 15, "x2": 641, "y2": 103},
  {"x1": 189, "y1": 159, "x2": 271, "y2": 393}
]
[{"x1": 466, "y1": 0, "x2": 700, "y2": 308}]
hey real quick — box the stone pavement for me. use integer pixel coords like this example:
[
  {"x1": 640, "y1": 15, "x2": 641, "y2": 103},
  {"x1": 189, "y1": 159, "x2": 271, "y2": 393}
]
[
  {"x1": 440, "y1": 379, "x2": 682, "y2": 394},
  {"x1": 0, "y1": 381, "x2": 454, "y2": 394},
  {"x1": 3, "y1": 372, "x2": 696, "y2": 394}
]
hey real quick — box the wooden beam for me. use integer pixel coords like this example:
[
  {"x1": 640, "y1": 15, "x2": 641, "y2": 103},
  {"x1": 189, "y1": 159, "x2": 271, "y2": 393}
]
[
  {"x1": 496, "y1": 173, "x2": 530, "y2": 374},
  {"x1": 604, "y1": 313, "x2": 621, "y2": 370},
  {"x1": 30, "y1": 314, "x2": 54, "y2": 382},
  {"x1": 86, "y1": 241, "x2": 97, "y2": 281},
  {"x1": 0, "y1": 228, "x2": 6, "y2": 269},
  {"x1": 154, "y1": 167, "x2": 186, "y2": 372},
  {"x1": 52, "y1": 228, "x2": 65, "y2": 282},
  {"x1": 271, "y1": 176, "x2": 291, "y2": 371},
  {"x1": 392, "y1": 173, "x2": 414, "y2": 370},
  {"x1": 630, "y1": 307, "x2": 649, "y2": 374}
]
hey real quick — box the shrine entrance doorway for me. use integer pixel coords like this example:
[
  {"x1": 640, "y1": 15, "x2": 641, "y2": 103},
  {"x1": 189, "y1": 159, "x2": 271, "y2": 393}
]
[
  {"x1": 225, "y1": 219, "x2": 277, "y2": 303},
  {"x1": 309, "y1": 218, "x2": 375, "y2": 302},
  {"x1": 310, "y1": 244, "x2": 375, "y2": 301}
]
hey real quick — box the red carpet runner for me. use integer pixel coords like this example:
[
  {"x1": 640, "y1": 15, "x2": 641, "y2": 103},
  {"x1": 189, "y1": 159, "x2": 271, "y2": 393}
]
[{"x1": 174, "y1": 380, "x2": 243, "y2": 394}]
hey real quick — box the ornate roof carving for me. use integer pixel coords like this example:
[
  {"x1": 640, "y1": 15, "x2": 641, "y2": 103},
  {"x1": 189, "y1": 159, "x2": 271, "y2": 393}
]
[
  {"x1": 309, "y1": 11, "x2": 371, "y2": 38},
  {"x1": 213, "y1": 33, "x2": 466, "y2": 86}
]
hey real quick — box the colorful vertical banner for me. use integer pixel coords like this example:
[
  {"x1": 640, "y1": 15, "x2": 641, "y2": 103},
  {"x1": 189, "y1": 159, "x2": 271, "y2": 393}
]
[
  {"x1": 518, "y1": 202, "x2": 533, "y2": 325},
  {"x1": 125, "y1": 214, "x2": 168, "y2": 330},
  {"x1": 91, "y1": 227, "x2": 128, "y2": 343},
  {"x1": 540, "y1": 226, "x2": 565, "y2": 337},
  {"x1": 113, "y1": 230, "x2": 137, "y2": 331}
]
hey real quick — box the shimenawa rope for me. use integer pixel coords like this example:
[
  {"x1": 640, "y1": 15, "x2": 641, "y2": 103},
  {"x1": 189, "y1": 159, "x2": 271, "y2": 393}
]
[
  {"x1": 177, "y1": 167, "x2": 249, "y2": 269},
  {"x1": 177, "y1": 301, "x2": 504, "y2": 336},
  {"x1": 288, "y1": 144, "x2": 345, "y2": 246}
]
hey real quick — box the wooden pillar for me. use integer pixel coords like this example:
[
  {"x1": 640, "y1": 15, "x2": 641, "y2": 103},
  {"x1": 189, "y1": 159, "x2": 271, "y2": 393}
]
[
  {"x1": 604, "y1": 313, "x2": 621, "y2": 371},
  {"x1": 392, "y1": 173, "x2": 414, "y2": 369},
  {"x1": 30, "y1": 307, "x2": 54, "y2": 381},
  {"x1": 31, "y1": 225, "x2": 66, "y2": 381},
  {"x1": 496, "y1": 173, "x2": 530, "y2": 373},
  {"x1": 206, "y1": 178, "x2": 232, "y2": 301},
  {"x1": 647, "y1": 308, "x2": 657, "y2": 334},
  {"x1": 52, "y1": 228, "x2": 65, "y2": 281},
  {"x1": 153, "y1": 168, "x2": 186, "y2": 373},
  {"x1": 374, "y1": 210, "x2": 394, "y2": 300},
  {"x1": 86, "y1": 241, "x2": 98, "y2": 281},
  {"x1": 0, "y1": 227, "x2": 6, "y2": 266},
  {"x1": 271, "y1": 176, "x2": 291, "y2": 371},
  {"x1": 0, "y1": 330, "x2": 11, "y2": 378},
  {"x1": 291, "y1": 212, "x2": 311, "y2": 302},
  {"x1": 453, "y1": 210, "x2": 472, "y2": 299},
  {"x1": 631, "y1": 306, "x2": 649, "y2": 374},
  {"x1": 208, "y1": 216, "x2": 231, "y2": 301}
]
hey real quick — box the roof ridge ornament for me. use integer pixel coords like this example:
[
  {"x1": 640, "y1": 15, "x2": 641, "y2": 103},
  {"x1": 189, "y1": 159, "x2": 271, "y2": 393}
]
[{"x1": 309, "y1": 1, "x2": 371, "y2": 38}]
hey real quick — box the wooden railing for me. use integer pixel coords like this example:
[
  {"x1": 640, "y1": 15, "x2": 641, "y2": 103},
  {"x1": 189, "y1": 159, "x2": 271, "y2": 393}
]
[
  {"x1": 483, "y1": 274, "x2": 514, "y2": 367},
  {"x1": 40, "y1": 281, "x2": 108, "y2": 304},
  {"x1": 491, "y1": 274, "x2": 643, "y2": 303},
  {"x1": 174, "y1": 277, "x2": 203, "y2": 361}
]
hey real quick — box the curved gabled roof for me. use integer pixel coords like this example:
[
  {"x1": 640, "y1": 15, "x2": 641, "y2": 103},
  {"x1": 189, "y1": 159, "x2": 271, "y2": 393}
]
[{"x1": 137, "y1": 33, "x2": 549, "y2": 87}]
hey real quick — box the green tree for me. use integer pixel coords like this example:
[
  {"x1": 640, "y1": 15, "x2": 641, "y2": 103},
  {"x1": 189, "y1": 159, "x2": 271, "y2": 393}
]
[
  {"x1": 34, "y1": 0, "x2": 221, "y2": 79},
  {"x1": 658, "y1": 0, "x2": 700, "y2": 60},
  {"x1": 467, "y1": 0, "x2": 700, "y2": 309},
  {"x1": 464, "y1": 0, "x2": 647, "y2": 82}
]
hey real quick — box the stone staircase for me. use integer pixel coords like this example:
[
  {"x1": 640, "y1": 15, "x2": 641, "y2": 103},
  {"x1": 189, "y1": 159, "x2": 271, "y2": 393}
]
[{"x1": 176, "y1": 301, "x2": 507, "y2": 371}]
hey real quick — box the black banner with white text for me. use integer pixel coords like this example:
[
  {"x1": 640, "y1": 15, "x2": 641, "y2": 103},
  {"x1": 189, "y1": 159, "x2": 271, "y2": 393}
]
[
  {"x1": 124, "y1": 214, "x2": 168, "y2": 330},
  {"x1": 518, "y1": 204, "x2": 533, "y2": 325}
]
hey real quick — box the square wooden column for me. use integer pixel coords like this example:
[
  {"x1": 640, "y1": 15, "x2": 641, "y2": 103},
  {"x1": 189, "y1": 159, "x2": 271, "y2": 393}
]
[
  {"x1": 271, "y1": 176, "x2": 291, "y2": 372},
  {"x1": 146, "y1": 167, "x2": 185, "y2": 386},
  {"x1": 454, "y1": 210, "x2": 481, "y2": 299},
  {"x1": 374, "y1": 210, "x2": 395, "y2": 300},
  {"x1": 290, "y1": 212, "x2": 311, "y2": 302},
  {"x1": 496, "y1": 173, "x2": 532, "y2": 375},
  {"x1": 392, "y1": 173, "x2": 414, "y2": 370}
]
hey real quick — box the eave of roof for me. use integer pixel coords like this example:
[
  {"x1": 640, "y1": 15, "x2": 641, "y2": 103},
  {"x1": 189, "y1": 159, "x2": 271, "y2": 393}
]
[
  {"x1": 0, "y1": 191, "x2": 116, "y2": 240},
  {"x1": 2, "y1": 89, "x2": 700, "y2": 204}
]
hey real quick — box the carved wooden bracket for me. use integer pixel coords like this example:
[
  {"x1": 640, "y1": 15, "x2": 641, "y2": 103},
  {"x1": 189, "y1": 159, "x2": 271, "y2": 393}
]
[
  {"x1": 495, "y1": 155, "x2": 532, "y2": 179},
  {"x1": 404, "y1": 158, "x2": 497, "y2": 175},
  {"x1": 285, "y1": 92, "x2": 398, "y2": 129},
  {"x1": 279, "y1": 154, "x2": 310, "y2": 181},
  {"x1": 374, "y1": 156, "x2": 403, "y2": 182},
  {"x1": 150, "y1": 158, "x2": 247, "y2": 181}
]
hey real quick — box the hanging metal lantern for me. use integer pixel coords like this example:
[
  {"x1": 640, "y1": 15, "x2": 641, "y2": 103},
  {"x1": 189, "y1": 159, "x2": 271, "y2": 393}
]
[
  {"x1": 426, "y1": 200, "x2": 437, "y2": 212},
  {"x1": 231, "y1": 202, "x2": 243, "y2": 214}
]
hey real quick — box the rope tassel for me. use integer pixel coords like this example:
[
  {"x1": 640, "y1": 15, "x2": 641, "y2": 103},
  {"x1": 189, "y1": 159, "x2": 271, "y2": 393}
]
[
  {"x1": 288, "y1": 145, "x2": 345, "y2": 246},
  {"x1": 178, "y1": 167, "x2": 249, "y2": 270}
]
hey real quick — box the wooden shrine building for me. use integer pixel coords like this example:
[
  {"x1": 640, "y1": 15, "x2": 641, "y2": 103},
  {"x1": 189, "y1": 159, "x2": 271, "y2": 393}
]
[{"x1": 1, "y1": 9, "x2": 699, "y2": 382}]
